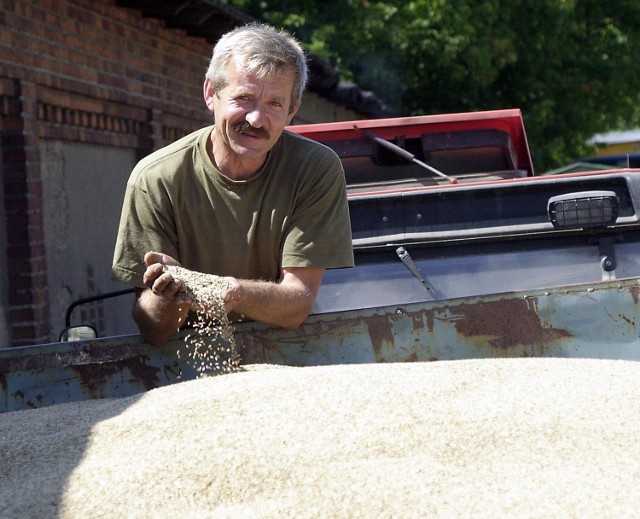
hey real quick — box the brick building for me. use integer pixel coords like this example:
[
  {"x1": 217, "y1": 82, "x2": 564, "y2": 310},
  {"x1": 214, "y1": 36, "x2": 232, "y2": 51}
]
[{"x1": 0, "y1": 0, "x2": 392, "y2": 347}]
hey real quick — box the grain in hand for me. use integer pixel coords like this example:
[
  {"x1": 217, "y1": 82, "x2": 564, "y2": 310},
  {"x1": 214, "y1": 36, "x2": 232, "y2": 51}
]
[{"x1": 164, "y1": 265, "x2": 240, "y2": 376}]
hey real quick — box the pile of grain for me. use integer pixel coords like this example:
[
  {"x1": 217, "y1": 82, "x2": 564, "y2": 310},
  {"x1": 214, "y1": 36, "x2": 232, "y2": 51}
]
[
  {"x1": 2, "y1": 357, "x2": 640, "y2": 518},
  {"x1": 164, "y1": 265, "x2": 239, "y2": 376}
]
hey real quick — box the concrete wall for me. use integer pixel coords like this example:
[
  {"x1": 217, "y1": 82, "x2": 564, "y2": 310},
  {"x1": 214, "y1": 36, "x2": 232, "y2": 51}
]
[{"x1": 40, "y1": 141, "x2": 138, "y2": 339}]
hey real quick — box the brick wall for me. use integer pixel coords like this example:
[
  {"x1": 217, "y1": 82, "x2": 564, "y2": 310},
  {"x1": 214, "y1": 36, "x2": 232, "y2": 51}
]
[{"x1": 0, "y1": 0, "x2": 216, "y2": 345}]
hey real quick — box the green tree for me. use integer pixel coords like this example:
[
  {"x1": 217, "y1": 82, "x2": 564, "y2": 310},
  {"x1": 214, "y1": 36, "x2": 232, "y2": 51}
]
[{"x1": 232, "y1": 0, "x2": 640, "y2": 171}]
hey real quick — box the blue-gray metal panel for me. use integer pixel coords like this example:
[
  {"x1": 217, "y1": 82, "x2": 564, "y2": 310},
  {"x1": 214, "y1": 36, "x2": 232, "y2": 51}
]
[
  {"x1": 245, "y1": 277, "x2": 640, "y2": 366},
  {"x1": 2, "y1": 277, "x2": 639, "y2": 413},
  {"x1": 0, "y1": 336, "x2": 231, "y2": 413}
]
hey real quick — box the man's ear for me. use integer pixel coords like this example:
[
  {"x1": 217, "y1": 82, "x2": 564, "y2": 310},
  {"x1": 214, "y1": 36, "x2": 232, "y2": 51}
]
[
  {"x1": 286, "y1": 99, "x2": 301, "y2": 125},
  {"x1": 203, "y1": 78, "x2": 216, "y2": 112}
]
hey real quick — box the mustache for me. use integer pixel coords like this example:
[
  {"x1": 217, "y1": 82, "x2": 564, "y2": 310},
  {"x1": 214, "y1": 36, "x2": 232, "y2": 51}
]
[{"x1": 233, "y1": 121, "x2": 270, "y2": 140}]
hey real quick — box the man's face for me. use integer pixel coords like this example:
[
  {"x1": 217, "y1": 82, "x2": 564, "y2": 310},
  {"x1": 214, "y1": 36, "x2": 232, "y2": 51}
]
[{"x1": 205, "y1": 57, "x2": 299, "y2": 168}]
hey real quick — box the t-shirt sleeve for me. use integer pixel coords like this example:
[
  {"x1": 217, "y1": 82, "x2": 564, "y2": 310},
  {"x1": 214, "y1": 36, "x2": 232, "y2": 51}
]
[
  {"x1": 111, "y1": 174, "x2": 178, "y2": 287},
  {"x1": 281, "y1": 147, "x2": 354, "y2": 270}
]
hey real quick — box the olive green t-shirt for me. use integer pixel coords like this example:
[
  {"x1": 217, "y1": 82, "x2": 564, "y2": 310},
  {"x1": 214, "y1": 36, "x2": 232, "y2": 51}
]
[{"x1": 111, "y1": 126, "x2": 353, "y2": 288}]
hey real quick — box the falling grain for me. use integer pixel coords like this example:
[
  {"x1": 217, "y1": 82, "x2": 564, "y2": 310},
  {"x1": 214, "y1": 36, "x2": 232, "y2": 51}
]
[{"x1": 164, "y1": 265, "x2": 240, "y2": 377}]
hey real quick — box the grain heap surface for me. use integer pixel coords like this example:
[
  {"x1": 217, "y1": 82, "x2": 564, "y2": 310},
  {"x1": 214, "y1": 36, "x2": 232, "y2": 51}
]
[
  {"x1": 2, "y1": 358, "x2": 640, "y2": 518},
  {"x1": 164, "y1": 265, "x2": 239, "y2": 376}
]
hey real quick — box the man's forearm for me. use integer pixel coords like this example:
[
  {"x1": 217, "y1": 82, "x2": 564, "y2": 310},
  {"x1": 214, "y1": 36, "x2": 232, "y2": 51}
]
[
  {"x1": 225, "y1": 268, "x2": 324, "y2": 329},
  {"x1": 133, "y1": 288, "x2": 189, "y2": 347},
  {"x1": 231, "y1": 279, "x2": 315, "y2": 329}
]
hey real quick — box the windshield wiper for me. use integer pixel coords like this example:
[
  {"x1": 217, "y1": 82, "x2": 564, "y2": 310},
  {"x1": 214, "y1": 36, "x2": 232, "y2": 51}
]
[
  {"x1": 355, "y1": 125, "x2": 458, "y2": 184},
  {"x1": 396, "y1": 246, "x2": 443, "y2": 299}
]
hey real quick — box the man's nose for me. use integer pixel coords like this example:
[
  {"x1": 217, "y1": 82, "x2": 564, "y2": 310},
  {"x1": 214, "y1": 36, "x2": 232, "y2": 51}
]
[{"x1": 245, "y1": 105, "x2": 265, "y2": 127}]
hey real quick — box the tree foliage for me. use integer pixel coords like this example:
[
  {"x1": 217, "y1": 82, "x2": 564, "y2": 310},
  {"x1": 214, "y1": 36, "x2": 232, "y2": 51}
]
[{"x1": 232, "y1": 0, "x2": 640, "y2": 171}]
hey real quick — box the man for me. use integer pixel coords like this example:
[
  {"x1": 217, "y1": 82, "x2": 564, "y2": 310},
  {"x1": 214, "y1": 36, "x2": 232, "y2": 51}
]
[{"x1": 111, "y1": 23, "x2": 353, "y2": 347}]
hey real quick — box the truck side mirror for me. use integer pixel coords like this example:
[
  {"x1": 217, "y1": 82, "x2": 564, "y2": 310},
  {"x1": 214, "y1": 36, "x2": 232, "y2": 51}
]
[{"x1": 59, "y1": 325, "x2": 98, "y2": 342}]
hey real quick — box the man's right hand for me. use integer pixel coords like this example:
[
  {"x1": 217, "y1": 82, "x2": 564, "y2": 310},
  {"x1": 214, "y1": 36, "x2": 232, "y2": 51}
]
[
  {"x1": 133, "y1": 251, "x2": 191, "y2": 347},
  {"x1": 142, "y1": 251, "x2": 186, "y2": 301}
]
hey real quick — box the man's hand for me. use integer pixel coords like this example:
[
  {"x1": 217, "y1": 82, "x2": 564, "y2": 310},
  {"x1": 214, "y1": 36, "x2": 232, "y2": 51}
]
[
  {"x1": 133, "y1": 251, "x2": 191, "y2": 347},
  {"x1": 142, "y1": 251, "x2": 190, "y2": 304}
]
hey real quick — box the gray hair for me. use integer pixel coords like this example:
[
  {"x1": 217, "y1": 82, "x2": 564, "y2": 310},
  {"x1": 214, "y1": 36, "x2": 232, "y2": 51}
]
[{"x1": 205, "y1": 23, "x2": 308, "y2": 111}]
